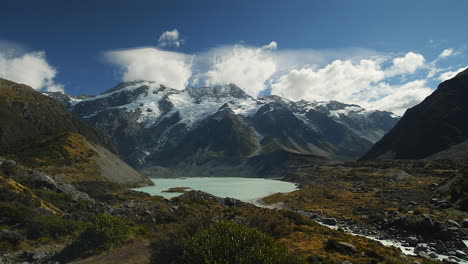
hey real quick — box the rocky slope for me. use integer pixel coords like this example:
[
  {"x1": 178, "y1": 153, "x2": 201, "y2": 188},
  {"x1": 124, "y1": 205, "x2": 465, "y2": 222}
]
[
  {"x1": 0, "y1": 79, "x2": 151, "y2": 187},
  {"x1": 361, "y1": 67, "x2": 468, "y2": 160},
  {"x1": 49, "y1": 81, "x2": 398, "y2": 177}
]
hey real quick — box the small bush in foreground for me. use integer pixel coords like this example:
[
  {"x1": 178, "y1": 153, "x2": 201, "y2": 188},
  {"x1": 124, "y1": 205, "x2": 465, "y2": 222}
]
[
  {"x1": 26, "y1": 215, "x2": 85, "y2": 239},
  {"x1": 182, "y1": 220, "x2": 305, "y2": 264},
  {"x1": 57, "y1": 214, "x2": 131, "y2": 261}
]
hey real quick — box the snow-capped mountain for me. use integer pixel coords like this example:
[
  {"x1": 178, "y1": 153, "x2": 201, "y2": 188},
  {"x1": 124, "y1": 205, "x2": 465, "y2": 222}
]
[{"x1": 47, "y1": 81, "x2": 399, "y2": 177}]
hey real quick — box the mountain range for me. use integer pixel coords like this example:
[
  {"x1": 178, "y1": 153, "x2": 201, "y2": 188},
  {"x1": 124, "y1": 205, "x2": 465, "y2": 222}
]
[{"x1": 47, "y1": 81, "x2": 399, "y2": 177}]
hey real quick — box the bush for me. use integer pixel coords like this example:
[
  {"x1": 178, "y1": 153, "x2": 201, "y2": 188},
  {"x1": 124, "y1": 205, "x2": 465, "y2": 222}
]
[
  {"x1": 59, "y1": 214, "x2": 131, "y2": 261},
  {"x1": 150, "y1": 216, "x2": 210, "y2": 264},
  {"x1": 182, "y1": 220, "x2": 304, "y2": 264},
  {"x1": 0, "y1": 204, "x2": 32, "y2": 225},
  {"x1": 26, "y1": 215, "x2": 85, "y2": 239}
]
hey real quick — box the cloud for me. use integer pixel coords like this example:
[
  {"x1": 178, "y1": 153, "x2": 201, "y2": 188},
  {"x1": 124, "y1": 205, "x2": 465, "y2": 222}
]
[
  {"x1": 105, "y1": 47, "x2": 192, "y2": 90},
  {"x1": 438, "y1": 66, "x2": 467, "y2": 81},
  {"x1": 270, "y1": 55, "x2": 433, "y2": 115},
  {"x1": 385, "y1": 52, "x2": 425, "y2": 77},
  {"x1": 105, "y1": 41, "x2": 463, "y2": 115},
  {"x1": 0, "y1": 48, "x2": 63, "y2": 92},
  {"x1": 270, "y1": 59, "x2": 385, "y2": 103},
  {"x1": 438, "y1": 49, "x2": 454, "y2": 59},
  {"x1": 201, "y1": 43, "x2": 278, "y2": 97},
  {"x1": 362, "y1": 80, "x2": 433, "y2": 115},
  {"x1": 158, "y1": 29, "x2": 181, "y2": 48}
]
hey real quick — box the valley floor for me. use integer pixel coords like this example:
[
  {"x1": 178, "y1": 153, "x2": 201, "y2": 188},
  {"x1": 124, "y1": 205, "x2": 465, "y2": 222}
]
[
  {"x1": 263, "y1": 159, "x2": 468, "y2": 263},
  {"x1": 1, "y1": 157, "x2": 467, "y2": 264}
]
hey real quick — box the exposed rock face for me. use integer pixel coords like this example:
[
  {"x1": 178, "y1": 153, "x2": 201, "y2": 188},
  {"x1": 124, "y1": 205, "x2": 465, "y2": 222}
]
[
  {"x1": 49, "y1": 81, "x2": 398, "y2": 176},
  {"x1": 361, "y1": 67, "x2": 468, "y2": 160}
]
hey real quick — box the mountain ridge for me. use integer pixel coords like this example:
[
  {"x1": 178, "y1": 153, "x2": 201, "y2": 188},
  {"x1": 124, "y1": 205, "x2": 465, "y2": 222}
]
[
  {"x1": 361, "y1": 67, "x2": 468, "y2": 160},
  {"x1": 0, "y1": 78, "x2": 152, "y2": 187},
  {"x1": 47, "y1": 81, "x2": 399, "y2": 177}
]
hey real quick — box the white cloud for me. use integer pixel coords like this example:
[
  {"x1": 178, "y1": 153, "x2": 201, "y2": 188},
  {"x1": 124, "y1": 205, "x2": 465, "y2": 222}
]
[
  {"x1": 262, "y1": 41, "x2": 278, "y2": 50},
  {"x1": 105, "y1": 47, "x2": 192, "y2": 90},
  {"x1": 202, "y1": 43, "x2": 277, "y2": 97},
  {"x1": 385, "y1": 52, "x2": 425, "y2": 77},
  {"x1": 158, "y1": 29, "x2": 181, "y2": 48},
  {"x1": 438, "y1": 49, "x2": 454, "y2": 59},
  {"x1": 270, "y1": 57, "x2": 433, "y2": 115},
  {"x1": 270, "y1": 59, "x2": 385, "y2": 103},
  {"x1": 362, "y1": 80, "x2": 433, "y2": 115},
  {"x1": 105, "y1": 42, "x2": 465, "y2": 115},
  {"x1": 0, "y1": 49, "x2": 63, "y2": 92},
  {"x1": 438, "y1": 66, "x2": 467, "y2": 81}
]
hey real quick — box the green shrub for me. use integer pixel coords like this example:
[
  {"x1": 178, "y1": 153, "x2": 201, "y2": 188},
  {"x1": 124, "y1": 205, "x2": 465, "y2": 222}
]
[
  {"x1": 59, "y1": 214, "x2": 131, "y2": 260},
  {"x1": 150, "y1": 216, "x2": 210, "y2": 264},
  {"x1": 0, "y1": 204, "x2": 32, "y2": 225},
  {"x1": 182, "y1": 220, "x2": 304, "y2": 264},
  {"x1": 26, "y1": 215, "x2": 85, "y2": 239}
]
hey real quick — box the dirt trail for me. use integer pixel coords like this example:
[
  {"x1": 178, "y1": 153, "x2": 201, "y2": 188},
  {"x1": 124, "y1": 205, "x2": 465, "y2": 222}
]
[{"x1": 70, "y1": 240, "x2": 151, "y2": 264}]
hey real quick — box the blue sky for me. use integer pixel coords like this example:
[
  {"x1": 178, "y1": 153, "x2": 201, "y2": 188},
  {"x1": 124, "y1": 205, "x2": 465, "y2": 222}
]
[{"x1": 0, "y1": 0, "x2": 467, "y2": 114}]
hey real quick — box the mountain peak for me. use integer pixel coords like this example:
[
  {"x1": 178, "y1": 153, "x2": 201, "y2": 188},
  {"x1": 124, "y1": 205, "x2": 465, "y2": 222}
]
[
  {"x1": 100, "y1": 80, "x2": 157, "y2": 95},
  {"x1": 189, "y1": 83, "x2": 251, "y2": 100}
]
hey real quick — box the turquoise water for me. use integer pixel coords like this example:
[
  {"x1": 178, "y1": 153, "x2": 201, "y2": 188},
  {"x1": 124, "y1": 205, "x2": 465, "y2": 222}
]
[{"x1": 133, "y1": 177, "x2": 297, "y2": 204}]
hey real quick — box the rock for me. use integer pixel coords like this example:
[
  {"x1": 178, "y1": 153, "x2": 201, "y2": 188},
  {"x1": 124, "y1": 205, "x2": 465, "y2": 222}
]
[
  {"x1": 434, "y1": 221, "x2": 445, "y2": 232},
  {"x1": 414, "y1": 245, "x2": 428, "y2": 254},
  {"x1": 456, "y1": 250, "x2": 467, "y2": 258},
  {"x1": 336, "y1": 242, "x2": 357, "y2": 255},
  {"x1": 420, "y1": 215, "x2": 434, "y2": 232},
  {"x1": 438, "y1": 203, "x2": 450, "y2": 209},
  {"x1": 322, "y1": 218, "x2": 337, "y2": 225},
  {"x1": 406, "y1": 236, "x2": 419, "y2": 247},
  {"x1": 435, "y1": 240, "x2": 447, "y2": 253},
  {"x1": 447, "y1": 220, "x2": 462, "y2": 228},
  {"x1": 365, "y1": 249, "x2": 383, "y2": 260},
  {"x1": 448, "y1": 256, "x2": 461, "y2": 262},
  {"x1": 2, "y1": 159, "x2": 16, "y2": 170},
  {"x1": 462, "y1": 219, "x2": 468, "y2": 228},
  {"x1": 418, "y1": 251, "x2": 430, "y2": 259},
  {"x1": 444, "y1": 258, "x2": 459, "y2": 263},
  {"x1": 32, "y1": 251, "x2": 47, "y2": 260},
  {"x1": 428, "y1": 252, "x2": 438, "y2": 258}
]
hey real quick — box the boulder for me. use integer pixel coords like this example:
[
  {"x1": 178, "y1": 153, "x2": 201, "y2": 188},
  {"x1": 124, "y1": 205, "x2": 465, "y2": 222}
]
[
  {"x1": 406, "y1": 236, "x2": 419, "y2": 247},
  {"x1": 417, "y1": 251, "x2": 430, "y2": 259},
  {"x1": 31, "y1": 251, "x2": 47, "y2": 260},
  {"x1": 462, "y1": 219, "x2": 468, "y2": 228},
  {"x1": 322, "y1": 218, "x2": 337, "y2": 225},
  {"x1": 447, "y1": 220, "x2": 462, "y2": 228},
  {"x1": 414, "y1": 245, "x2": 428, "y2": 254},
  {"x1": 365, "y1": 249, "x2": 383, "y2": 261},
  {"x1": 336, "y1": 242, "x2": 357, "y2": 255},
  {"x1": 435, "y1": 240, "x2": 447, "y2": 253},
  {"x1": 456, "y1": 250, "x2": 467, "y2": 259}
]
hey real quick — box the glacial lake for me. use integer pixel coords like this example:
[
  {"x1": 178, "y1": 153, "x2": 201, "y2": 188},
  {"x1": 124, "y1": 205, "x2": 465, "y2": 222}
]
[{"x1": 133, "y1": 177, "x2": 298, "y2": 205}]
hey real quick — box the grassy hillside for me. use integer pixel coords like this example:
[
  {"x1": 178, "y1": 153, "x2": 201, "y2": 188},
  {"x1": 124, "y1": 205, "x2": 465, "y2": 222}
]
[
  {"x1": 11, "y1": 131, "x2": 152, "y2": 186},
  {"x1": 0, "y1": 78, "x2": 116, "y2": 154}
]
